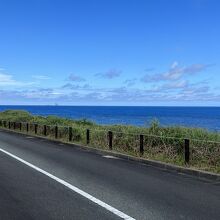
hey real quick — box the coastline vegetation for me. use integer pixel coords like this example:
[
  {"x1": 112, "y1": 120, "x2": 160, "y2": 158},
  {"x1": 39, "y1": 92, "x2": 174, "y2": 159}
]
[{"x1": 0, "y1": 109, "x2": 220, "y2": 173}]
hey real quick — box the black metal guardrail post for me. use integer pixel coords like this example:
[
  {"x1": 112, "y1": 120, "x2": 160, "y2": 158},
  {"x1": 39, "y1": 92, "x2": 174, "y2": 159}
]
[
  {"x1": 108, "y1": 131, "x2": 113, "y2": 150},
  {"x1": 86, "y1": 129, "x2": 90, "y2": 144},
  {"x1": 44, "y1": 125, "x2": 47, "y2": 136},
  {"x1": 140, "y1": 134, "x2": 144, "y2": 155},
  {"x1": 9, "y1": 121, "x2": 11, "y2": 129},
  {"x1": 26, "y1": 123, "x2": 29, "y2": 133},
  {"x1": 55, "y1": 125, "x2": 58, "y2": 139},
  {"x1": 13, "y1": 122, "x2": 16, "y2": 130},
  {"x1": 19, "y1": 122, "x2": 22, "y2": 131},
  {"x1": 184, "y1": 139, "x2": 190, "y2": 164},
  {"x1": 4, "y1": 121, "x2": 6, "y2": 128},
  {"x1": 69, "y1": 127, "x2": 72, "y2": 141},
  {"x1": 34, "y1": 124, "x2": 38, "y2": 134}
]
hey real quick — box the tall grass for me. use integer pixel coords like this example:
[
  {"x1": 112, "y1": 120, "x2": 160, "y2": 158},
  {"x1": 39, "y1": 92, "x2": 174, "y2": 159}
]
[{"x1": 1, "y1": 110, "x2": 220, "y2": 173}]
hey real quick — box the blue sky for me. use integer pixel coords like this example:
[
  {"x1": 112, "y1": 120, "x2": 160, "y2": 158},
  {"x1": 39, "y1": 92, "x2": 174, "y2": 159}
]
[{"x1": 0, "y1": 0, "x2": 219, "y2": 106}]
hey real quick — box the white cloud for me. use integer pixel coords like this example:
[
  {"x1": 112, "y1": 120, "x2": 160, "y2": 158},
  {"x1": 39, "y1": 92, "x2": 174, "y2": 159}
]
[
  {"x1": 0, "y1": 62, "x2": 217, "y2": 104},
  {"x1": 171, "y1": 61, "x2": 178, "y2": 69},
  {"x1": 124, "y1": 78, "x2": 137, "y2": 87},
  {"x1": 95, "y1": 69, "x2": 122, "y2": 79},
  {"x1": 159, "y1": 80, "x2": 189, "y2": 90},
  {"x1": 0, "y1": 72, "x2": 35, "y2": 87},
  {"x1": 62, "y1": 83, "x2": 91, "y2": 90},
  {"x1": 68, "y1": 74, "x2": 85, "y2": 82},
  {"x1": 0, "y1": 73, "x2": 14, "y2": 84},
  {"x1": 0, "y1": 80, "x2": 218, "y2": 104},
  {"x1": 141, "y1": 62, "x2": 211, "y2": 83}
]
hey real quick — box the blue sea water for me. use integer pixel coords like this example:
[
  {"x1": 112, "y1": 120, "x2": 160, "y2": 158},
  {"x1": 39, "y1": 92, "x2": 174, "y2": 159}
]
[{"x1": 0, "y1": 106, "x2": 220, "y2": 131}]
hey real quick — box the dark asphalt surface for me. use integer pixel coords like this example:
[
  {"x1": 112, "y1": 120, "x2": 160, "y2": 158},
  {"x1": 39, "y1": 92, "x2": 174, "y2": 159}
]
[
  {"x1": 0, "y1": 152, "x2": 120, "y2": 220},
  {"x1": 0, "y1": 129, "x2": 220, "y2": 220}
]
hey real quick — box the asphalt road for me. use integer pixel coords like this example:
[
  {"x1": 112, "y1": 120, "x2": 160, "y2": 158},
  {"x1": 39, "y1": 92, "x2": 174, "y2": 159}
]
[{"x1": 0, "y1": 129, "x2": 220, "y2": 220}]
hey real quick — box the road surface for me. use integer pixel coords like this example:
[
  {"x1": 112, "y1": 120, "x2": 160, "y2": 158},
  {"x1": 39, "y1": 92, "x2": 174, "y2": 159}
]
[{"x1": 0, "y1": 129, "x2": 220, "y2": 220}]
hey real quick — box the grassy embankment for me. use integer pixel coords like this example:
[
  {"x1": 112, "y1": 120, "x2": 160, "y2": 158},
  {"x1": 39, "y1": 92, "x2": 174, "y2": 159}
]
[{"x1": 0, "y1": 109, "x2": 220, "y2": 173}]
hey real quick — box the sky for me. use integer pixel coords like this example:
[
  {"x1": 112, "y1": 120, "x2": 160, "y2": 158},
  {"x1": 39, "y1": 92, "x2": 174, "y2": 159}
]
[{"x1": 0, "y1": 0, "x2": 219, "y2": 106}]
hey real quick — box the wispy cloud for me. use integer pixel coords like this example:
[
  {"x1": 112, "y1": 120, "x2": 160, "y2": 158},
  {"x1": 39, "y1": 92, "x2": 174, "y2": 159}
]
[
  {"x1": 68, "y1": 73, "x2": 85, "y2": 82},
  {"x1": 95, "y1": 69, "x2": 122, "y2": 79},
  {"x1": 124, "y1": 78, "x2": 137, "y2": 87},
  {"x1": 1, "y1": 81, "x2": 219, "y2": 104},
  {"x1": 23, "y1": 88, "x2": 64, "y2": 99},
  {"x1": 0, "y1": 62, "x2": 218, "y2": 105},
  {"x1": 0, "y1": 73, "x2": 14, "y2": 84},
  {"x1": 141, "y1": 62, "x2": 212, "y2": 83},
  {"x1": 152, "y1": 80, "x2": 189, "y2": 91},
  {"x1": 62, "y1": 83, "x2": 91, "y2": 90},
  {"x1": 0, "y1": 73, "x2": 34, "y2": 87}
]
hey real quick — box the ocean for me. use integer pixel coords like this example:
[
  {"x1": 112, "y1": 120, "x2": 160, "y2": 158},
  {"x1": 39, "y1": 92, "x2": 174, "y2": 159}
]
[{"x1": 0, "y1": 106, "x2": 220, "y2": 131}]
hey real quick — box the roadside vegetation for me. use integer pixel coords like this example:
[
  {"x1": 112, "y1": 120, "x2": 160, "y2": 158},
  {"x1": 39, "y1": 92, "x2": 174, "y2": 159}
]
[{"x1": 0, "y1": 109, "x2": 220, "y2": 173}]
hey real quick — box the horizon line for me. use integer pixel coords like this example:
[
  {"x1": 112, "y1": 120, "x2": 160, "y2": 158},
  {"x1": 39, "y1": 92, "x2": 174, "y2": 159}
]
[{"x1": 0, "y1": 105, "x2": 220, "y2": 108}]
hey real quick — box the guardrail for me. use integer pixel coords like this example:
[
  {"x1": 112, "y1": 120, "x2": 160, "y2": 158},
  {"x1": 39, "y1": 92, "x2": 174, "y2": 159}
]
[{"x1": 0, "y1": 120, "x2": 220, "y2": 170}]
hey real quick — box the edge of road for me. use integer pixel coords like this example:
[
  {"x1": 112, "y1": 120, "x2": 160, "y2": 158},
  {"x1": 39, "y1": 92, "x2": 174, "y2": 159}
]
[{"x1": 1, "y1": 128, "x2": 220, "y2": 182}]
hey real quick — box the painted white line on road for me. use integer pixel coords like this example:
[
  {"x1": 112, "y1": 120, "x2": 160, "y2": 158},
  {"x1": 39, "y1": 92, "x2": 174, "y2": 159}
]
[
  {"x1": 103, "y1": 155, "x2": 120, "y2": 159},
  {"x1": 0, "y1": 147, "x2": 135, "y2": 220}
]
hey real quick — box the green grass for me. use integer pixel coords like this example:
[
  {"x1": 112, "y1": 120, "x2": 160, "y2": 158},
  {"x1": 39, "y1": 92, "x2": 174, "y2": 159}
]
[{"x1": 1, "y1": 109, "x2": 220, "y2": 174}]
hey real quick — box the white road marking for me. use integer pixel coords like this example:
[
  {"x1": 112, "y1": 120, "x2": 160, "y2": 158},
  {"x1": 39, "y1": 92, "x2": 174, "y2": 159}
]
[
  {"x1": 26, "y1": 136, "x2": 34, "y2": 139},
  {"x1": 103, "y1": 155, "x2": 120, "y2": 160},
  {"x1": 0, "y1": 147, "x2": 135, "y2": 220}
]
